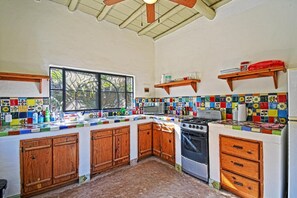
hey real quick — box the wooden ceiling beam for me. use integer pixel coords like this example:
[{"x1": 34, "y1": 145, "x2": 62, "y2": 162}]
[
  {"x1": 138, "y1": 5, "x2": 184, "y2": 36},
  {"x1": 119, "y1": 4, "x2": 146, "y2": 29},
  {"x1": 97, "y1": 5, "x2": 113, "y2": 21},
  {"x1": 153, "y1": 0, "x2": 231, "y2": 40},
  {"x1": 193, "y1": 0, "x2": 216, "y2": 20},
  {"x1": 68, "y1": 0, "x2": 80, "y2": 11}
]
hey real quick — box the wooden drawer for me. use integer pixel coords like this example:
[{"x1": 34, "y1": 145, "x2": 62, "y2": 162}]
[
  {"x1": 153, "y1": 123, "x2": 161, "y2": 130},
  {"x1": 22, "y1": 138, "x2": 52, "y2": 150},
  {"x1": 138, "y1": 123, "x2": 152, "y2": 131},
  {"x1": 221, "y1": 153, "x2": 260, "y2": 180},
  {"x1": 220, "y1": 135, "x2": 260, "y2": 161},
  {"x1": 221, "y1": 170, "x2": 260, "y2": 198},
  {"x1": 53, "y1": 134, "x2": 77, "y2": 146},
  {"x1": 114, "y1": 126, "x2": 130, "y2": 135},
  {"x1": 92, "y1": 129, "x2": 113, "y2": 139}
]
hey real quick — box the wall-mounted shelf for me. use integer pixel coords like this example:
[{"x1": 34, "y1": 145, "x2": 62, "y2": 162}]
[
  {"x1": 0, "y1": 72, "x2": 50, "y2": 94},
  {"x1": 218, "y1": 66, "x2": 286, "y2": 91},
  {"x1": 154, "y1": 79, "x2": 201, "y2": 94}
]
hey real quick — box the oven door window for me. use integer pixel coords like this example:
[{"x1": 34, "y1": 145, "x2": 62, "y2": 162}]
[{"x1": 181, "y1": 131, "x2": 208, "y2": 164}]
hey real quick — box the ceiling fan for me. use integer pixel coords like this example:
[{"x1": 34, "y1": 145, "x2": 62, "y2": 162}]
[{"x1": 103, "y1": 0, "x2": 197, "y2": 23}]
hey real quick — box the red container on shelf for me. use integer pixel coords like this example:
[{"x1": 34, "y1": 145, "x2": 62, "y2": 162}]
[{"x1": 248, "y1": 60, "x2": 285, "y2": 71}]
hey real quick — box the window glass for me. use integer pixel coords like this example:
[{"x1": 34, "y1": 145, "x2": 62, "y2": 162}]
[
  {"x1": 49, "y1": 67, "x2": 134, "y2": 111},
  {"x1": 65, "y1": 70, "x2": 98, "y2": 111}
]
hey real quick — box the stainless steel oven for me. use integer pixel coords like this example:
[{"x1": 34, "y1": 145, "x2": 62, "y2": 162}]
[
  {"x1": 181, "y1": 127, "x2": 208, "y2": 182},
  {"x1": 181, "y1": 110, "x2": 221, "y2": 182}
]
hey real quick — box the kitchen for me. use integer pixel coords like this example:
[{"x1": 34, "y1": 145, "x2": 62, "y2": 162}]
[{"x1": 0, "y1": 0, "x2": 296, "y2": 197}]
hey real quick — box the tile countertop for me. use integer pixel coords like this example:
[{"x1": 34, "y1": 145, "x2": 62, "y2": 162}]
[
  {"x1": 0, "y1": 115, "x2": 184, "y2": 137},
  {"x1": 0, "y1": 115, "x2": 286, "y2": 137},
  {"x1": 210, "y1": 120, "x2": 286, "y2": 136}
]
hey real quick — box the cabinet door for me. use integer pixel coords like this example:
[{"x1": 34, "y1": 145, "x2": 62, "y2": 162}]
[
  {"x1": 21, "y1": 138, "x2": 53, "y2": 194},
  {"x1": 91, "y1": 129, "x2": 113, "y2": 174},
  {"x1": 153, "y1": 125, "x2": 162, "y2": 157},
  {"x1": 161, "y1": 131, "x2": 175, "y2": 164},
  {"x1": 138, "y1": 129, "x2": 152, "y2": 159},
  {"x1": 53, "y1": 134, "x2": 78, "y2": 184},
  {"x1": 114, "y1": 126, "x2": 130, "y2": 166}
]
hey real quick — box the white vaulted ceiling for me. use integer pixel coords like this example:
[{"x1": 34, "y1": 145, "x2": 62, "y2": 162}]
[{"x1": 49, "y1": 0, "x2": 231, "y2": 40}]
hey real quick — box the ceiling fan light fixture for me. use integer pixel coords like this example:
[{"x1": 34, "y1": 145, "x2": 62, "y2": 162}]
[{"x1": 143, "y1": 0, "x2": 157, "y2": 4}]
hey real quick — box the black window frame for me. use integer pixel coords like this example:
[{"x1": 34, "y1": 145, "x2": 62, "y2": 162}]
[{"x1": 49, "y1": 67, "x2": 134, "y2": 112}]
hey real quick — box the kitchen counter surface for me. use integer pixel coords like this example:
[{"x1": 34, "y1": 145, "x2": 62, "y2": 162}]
[
  {"x1": 210, "y1": 119, "x2": 286, "y2": 135},
  {"x1": 0, "y1": 115, "x2": 184, "y2": 137}
]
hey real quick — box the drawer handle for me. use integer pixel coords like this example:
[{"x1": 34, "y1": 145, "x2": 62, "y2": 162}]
[
  {"x1": 169, "y1": 140, "x2": 171, "y2": 143},
  {"x1": 232, "y1": 145, "x2": 243, "y2": 149},
  {"x1": 234, "y1": 181, "x2": 243, "y2": 187},
  {"x1": 247, "y1": 151, "x2": 253, "y2": 154},
  {"x1": 147, "y1": 132, "x2": 150, "y2": 135},
  {"x1": 232, "y1": 161, "x2": 244, "y2": 167}
]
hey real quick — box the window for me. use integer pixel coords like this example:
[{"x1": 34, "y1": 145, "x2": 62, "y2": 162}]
[{"x1": 49, "y1": 67, "x2": 134, "y2": 112}]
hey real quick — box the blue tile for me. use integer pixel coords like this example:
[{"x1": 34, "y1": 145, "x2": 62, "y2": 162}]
[
  {"x1": 90, "y1": 122, "x2": 98, "y2": 126},
  {"x1": 210, "y1": 102, "x2": 215, "y2": 108},
  {"x1": 269, "y1": 102, "x2": 278, "y2": 109},
  {"x1": 278, "y1": 110, "x2": 288, "y2": 118},
  {"x1": 226, "y1": 102, "x2": 232, "y2": 108},
  {"x1": 27, "y1": 112, "x2": 34, "y2": 118},
  {"x1": 20, "y1": 129, "x2": 31, "y2": 134},
  {"x1": 19, "y1": 112, "x2": 27, "y2": 118},
  {"x1": 242, "y1": 126, "x2": 251, "y2": 131}
]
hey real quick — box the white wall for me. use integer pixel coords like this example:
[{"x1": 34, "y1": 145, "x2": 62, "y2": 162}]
[
  {"x1": 155, "y1": 0, "x2": 297, "y2": 97},
  {"x1": 0, "y1": 0, "x2": 155, "y2": 98}
]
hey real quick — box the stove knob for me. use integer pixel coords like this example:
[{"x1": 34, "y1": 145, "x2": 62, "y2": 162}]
[
  {"x1": 189, "y1": 125, "x2": 192, "y2": 128},
  {"x1": 196, "y1": 125, "x2": 199, "y2": 129},
  {"x1": 200, "y1": 126, "x2": 204, "y2": 130},
  {"x1": 183, "y1": 124, "x2": 186, "y2": 127}
]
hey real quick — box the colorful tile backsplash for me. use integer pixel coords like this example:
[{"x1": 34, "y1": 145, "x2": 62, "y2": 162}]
[
  {"x1": 0, "y1": 97, "x2": 49, "y2": 126},
  {"x1": 135, "y1": 92, "x2": 288, "y2": 124}
]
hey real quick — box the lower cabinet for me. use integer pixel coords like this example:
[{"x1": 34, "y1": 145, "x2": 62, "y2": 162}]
[
  {"x1": 138, "y1": 123, "x2": 153, "y2": 159},
  {"x1": 91, "y1": 126, "x2": 130, "y2": 175},
  {"x1": 138, "y1": 123, "x2": 175, "y2": 165},
  {"x1": 20, "y1": 133, "x2": 79, "y2": 197},
  {"x1": 220, "y1": 135, "x2": 263, "y2": 198}
]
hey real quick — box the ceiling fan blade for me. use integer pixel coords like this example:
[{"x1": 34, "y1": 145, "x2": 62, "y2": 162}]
[
  {"x1": 170, "y1": 0, "x2": 197, "y2": 8},
  {"x1": 146, "y1": 3, "x2": 155, "y2": 23},
  {"x1": 103, "y1": 0, "x2": 124, "y2": 6}
]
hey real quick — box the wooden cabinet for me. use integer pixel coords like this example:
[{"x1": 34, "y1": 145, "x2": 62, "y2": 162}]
[
  {"x1": 20, "y1": 133, "x2": 79, "y2": 197},
  {"x1": 91, "y1": 129, "x2": 113, "y2": 174},
  {"x1": 220, "y1": 135, "x2": 263, "y2": 198},
  {"x1": 21, "y1": 138, "x2": 53, "y2": 194},
  {"x1": 153, "y1": 123, "x2": 162, "y2": 157},
  {"x1": 152, "y1": 123, "x2": 175, "y2": 165},
  {"x1": 160, "y1": 129, "x2": 175, "y2": 164},
  {"x1": 53, "y1": 134, "x2": 78, "y2": 185},
  {"x1": 138, "y1": 123, "x2": 153, "y2": 159},
  {"x1": 113, "y1": 127, "x2": 130, "y2": 166},
  {"x1": 91, "y1": 126, "x2": 130, "y2": 175}
]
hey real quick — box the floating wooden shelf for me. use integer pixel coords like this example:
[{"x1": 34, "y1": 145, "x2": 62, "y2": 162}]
[
  {"x1": 154, "y1": 79, "x2": 201, "y2": 94},
  {"x1": 0, "y1": 72, "x2": 50, "y2": 94},
  {"x1": 218, "y1": 66, "x2": 286, "y2": 91}
]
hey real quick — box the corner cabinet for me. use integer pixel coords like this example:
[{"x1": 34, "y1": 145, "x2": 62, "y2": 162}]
[
  {"x1": 91, "y1": 126, "x2": 130, "y2": 176},
  {"x1": 20, "y1": 133, "x2": 79, "y2": 197},
  {"x1": 138, "y1": 123, "x2": 175, "y2": 165}
]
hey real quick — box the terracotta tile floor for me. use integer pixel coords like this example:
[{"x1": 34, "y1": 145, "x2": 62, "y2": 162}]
[{"x1": 35, "y1": 158, "x2": 237, "y2": 198}]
